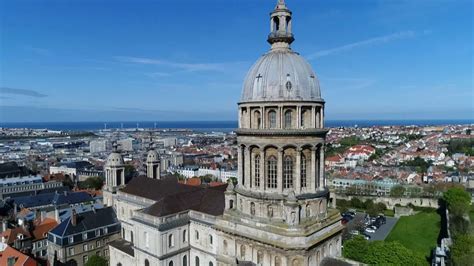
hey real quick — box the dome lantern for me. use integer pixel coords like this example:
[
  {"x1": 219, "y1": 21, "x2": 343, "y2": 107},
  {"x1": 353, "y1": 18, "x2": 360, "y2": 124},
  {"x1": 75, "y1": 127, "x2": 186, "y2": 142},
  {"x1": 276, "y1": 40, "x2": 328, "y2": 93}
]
[{"x1": 268, "y1": 0, "x2": 294, "y2": 49}]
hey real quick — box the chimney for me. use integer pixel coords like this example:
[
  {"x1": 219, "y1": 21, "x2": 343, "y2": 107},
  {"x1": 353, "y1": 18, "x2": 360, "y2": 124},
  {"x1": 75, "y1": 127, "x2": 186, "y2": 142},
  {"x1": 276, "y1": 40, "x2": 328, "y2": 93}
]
[
  {"x1": 35, "y1": 209, "x2": 42, "y2": 222},
  {"x1": 54, "y1": 207, "x2": 60, "y2": 223},
  {"x1": 1, "y1": 220, "x2": 7, "y2": 233},
  {"x1": 71, "y1": 210, "x2": 77, "y2": 226}
]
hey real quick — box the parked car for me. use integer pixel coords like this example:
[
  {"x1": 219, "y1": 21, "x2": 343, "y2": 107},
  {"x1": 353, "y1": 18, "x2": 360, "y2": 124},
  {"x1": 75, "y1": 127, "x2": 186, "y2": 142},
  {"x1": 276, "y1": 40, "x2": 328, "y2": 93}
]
[
  {"x1": 365, "y1": 228, "x2": 375, "y2": 233},
  {"x1": 350, "y1": 230, "x2": 360, "y2": 235}
]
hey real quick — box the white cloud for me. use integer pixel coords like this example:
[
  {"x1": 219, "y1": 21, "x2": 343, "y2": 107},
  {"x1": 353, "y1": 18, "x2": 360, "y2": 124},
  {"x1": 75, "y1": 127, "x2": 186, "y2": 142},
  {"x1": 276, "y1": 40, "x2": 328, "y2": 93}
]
[
  {"x1": 307, "y1": 31, "x2": 416, "y2": 59},
  {"x1": 114, "y1": 56, "x2": 239, "y2": 72}
]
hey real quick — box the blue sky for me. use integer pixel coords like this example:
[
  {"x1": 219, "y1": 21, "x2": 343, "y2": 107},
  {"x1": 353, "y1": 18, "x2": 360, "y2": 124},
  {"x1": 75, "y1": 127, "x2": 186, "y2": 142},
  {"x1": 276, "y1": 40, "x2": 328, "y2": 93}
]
[{"x1": 0, "y1": 0, "x2": 472, "y2": 122}]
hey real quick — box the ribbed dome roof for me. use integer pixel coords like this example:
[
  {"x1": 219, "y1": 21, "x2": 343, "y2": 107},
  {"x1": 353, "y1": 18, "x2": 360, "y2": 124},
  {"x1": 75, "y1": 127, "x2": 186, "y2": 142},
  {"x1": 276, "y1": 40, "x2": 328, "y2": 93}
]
[
  {"x1": 106, "y1": 152, "x2": 124, "y2": 167},
  {"x1": 147, "y1": 150, "x2": 159, "y2": 163},
  {"x1": 240, "y1": 49, "x2": 321, "y2": 103}
]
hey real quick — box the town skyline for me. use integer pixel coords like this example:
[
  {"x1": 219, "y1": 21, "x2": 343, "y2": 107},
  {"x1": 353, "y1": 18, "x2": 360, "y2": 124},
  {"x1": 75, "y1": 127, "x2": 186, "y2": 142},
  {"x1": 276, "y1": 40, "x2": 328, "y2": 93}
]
[{"x1": 1, "y1": 0, "x2": 473, "y2": 122}]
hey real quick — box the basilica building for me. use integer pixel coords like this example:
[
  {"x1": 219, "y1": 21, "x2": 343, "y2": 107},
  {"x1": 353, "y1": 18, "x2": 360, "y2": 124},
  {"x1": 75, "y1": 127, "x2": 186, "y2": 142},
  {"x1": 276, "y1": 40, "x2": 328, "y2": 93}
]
[{"x1": 107, "y1": 1, "x2": 343, "y2": 265}]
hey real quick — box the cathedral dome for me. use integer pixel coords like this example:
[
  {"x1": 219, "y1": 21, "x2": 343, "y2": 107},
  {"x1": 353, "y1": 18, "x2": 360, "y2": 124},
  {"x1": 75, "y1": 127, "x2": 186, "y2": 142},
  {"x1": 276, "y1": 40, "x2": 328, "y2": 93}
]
[
  {"x1": 106, "y1": 152, "x2": 124, "y2": 167},
  {"x1": 106, "y1": 142, "x2": 124, "y2": 167},
  {"x1": 240, "y1": 0, "x2": 322, "y2": 104},
  {"x1": 240, "y1": 50, "x2": 321, "y2": 103},
  {"x1": 146, "y1": 150, "x2": 159, "y2": 163}
]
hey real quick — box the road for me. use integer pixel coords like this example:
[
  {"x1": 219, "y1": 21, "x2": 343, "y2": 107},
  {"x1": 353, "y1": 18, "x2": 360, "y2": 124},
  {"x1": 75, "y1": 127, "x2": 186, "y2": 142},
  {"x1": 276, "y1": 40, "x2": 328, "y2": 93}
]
[{"x1": 366, "y1": 216, "x2": 398, "y2": 241}]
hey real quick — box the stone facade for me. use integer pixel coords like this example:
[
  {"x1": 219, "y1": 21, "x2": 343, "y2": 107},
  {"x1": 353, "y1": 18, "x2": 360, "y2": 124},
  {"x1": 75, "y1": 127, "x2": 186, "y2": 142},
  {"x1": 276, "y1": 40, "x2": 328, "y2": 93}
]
[{"x1": 107, "y1": 1, "x2": 343, "y2": 266}]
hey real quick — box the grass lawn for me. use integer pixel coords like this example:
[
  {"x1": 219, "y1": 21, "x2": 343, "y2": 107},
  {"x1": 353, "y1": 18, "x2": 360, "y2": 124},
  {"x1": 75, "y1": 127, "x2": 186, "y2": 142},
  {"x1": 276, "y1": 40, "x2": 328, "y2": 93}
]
[{"x1": 385, "y1": 211, "x2": 440, "y2": 258}]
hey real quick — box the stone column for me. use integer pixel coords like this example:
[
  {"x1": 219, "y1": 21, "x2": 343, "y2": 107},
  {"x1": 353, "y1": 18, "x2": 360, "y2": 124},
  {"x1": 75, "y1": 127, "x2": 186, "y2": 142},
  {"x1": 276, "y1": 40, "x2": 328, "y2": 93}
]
[
  {"x1": 295, "y1": 147, "x2": 301, "y2": 193},
  {"x1": 260, "y1": 150, "x2": 265, "y2": 191},
  {"x1": 311, "y1": 147, "x2": 317, "y2": 191},
  {"x1": 237, "y1": 146, "x2": 243, "y2": 186},
  {"x1": 279, "y1": 106, "x2": 283, "y2": 129},
  {"x1": 261, "y1": 106, "x2": 265, "y2": 129},
  {"x1": 296, "y1": 106, "x2": 301, "y2": 129},
  {"x1": 319, "y1": 145, "x2": 325, "y2": 188},
  {"x1": 311, "y1": 106, "x2": 316, "y2": 128},
  {"x1": 245, "y1": 147, "x2": 251, "y2": 189},
  {"x1": 321, "y1": 107, "x2": 325, "y2": 128},
  {"x1": 316, "y1": 107, "x2": 321, "y2": 128},
  {"x1": 277, "y1": 148, "x2": 283, "y2": 192},
  {"x1": 238, "y1": 108, "x2": 242, "y2": 128}
]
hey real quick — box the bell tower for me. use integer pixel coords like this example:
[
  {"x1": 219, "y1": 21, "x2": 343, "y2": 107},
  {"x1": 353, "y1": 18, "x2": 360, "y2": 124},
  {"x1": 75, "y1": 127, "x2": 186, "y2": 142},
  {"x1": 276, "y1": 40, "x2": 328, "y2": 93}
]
[
  {"x1": 216, "y1": 1, "x2": 343, "y2": 265},
  {"x1": 146, "y1": 136, "x2": 161, "y2": 179},
  {"x1": 103, "y1": 142, "x2": 126, "y2": 207}
]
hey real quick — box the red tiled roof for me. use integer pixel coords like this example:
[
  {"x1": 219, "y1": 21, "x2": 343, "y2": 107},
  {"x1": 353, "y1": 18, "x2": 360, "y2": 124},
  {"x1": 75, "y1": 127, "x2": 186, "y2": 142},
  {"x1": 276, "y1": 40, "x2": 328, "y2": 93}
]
[
  {"x1": 0, "y1": 245, "x2": 38, "y2": 266},
  {"x1": 31, "y1": 218, "x2": 57, "y2": 241}
]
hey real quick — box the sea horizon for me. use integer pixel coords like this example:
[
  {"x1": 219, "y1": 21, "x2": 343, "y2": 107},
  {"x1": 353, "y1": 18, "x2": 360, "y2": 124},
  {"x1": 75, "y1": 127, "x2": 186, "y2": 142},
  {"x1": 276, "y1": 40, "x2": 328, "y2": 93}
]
[{"x1": 1, "y1": 119, "x2": 472, "y2": 132}]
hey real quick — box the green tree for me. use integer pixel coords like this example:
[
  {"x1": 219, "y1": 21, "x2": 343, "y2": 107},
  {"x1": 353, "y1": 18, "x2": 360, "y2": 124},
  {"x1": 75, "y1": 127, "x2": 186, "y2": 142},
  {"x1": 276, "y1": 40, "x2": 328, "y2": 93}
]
[
  {"x1": 124, "y1": 164, "x2": 137, "y2": 179},
  {"x1": 390, "y1": 185, "x2": 406, "y2": 197},
  {"x1": 343, "y1": 237, "x2": 425, "y2": 265},
  {"x1": 451, "y1": 234, "x2": 474, "y2": 266},
  {"x1": 85, "y1": 255, "x2": 108, "y2": 266},
  {"x1": 443, "y1": 187, "x2": 471, "y2": 217},
  {"x1": 80, "y1": 176, "x2": 104, "y2": 190},
  {"x1": 350, "y1": 197, "x2": 364, "y2": 209},
  {"x1": 342, "y1": 236, "x2": 368, "y2": 262},
  {"x1": 228, "y1": 176, "x2": 237, "y2": 186}
]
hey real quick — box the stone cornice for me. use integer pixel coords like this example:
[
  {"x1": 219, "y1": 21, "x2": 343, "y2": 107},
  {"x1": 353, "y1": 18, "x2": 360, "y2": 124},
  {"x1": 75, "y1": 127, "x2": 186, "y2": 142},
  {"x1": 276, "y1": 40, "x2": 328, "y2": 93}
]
[
  {"x1": 236, "y1": 128, "x2": 329, "y2": 137},
  {"x1": 234, "y1": 186, "x2": 329, "y2": 201}
]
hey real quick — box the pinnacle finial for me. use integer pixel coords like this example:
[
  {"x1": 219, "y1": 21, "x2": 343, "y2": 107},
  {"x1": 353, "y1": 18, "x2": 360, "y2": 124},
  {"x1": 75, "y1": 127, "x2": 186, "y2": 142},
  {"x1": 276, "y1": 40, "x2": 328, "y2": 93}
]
[{"x1": 112, "y1": 141, "x2": 119, "y2": 152}]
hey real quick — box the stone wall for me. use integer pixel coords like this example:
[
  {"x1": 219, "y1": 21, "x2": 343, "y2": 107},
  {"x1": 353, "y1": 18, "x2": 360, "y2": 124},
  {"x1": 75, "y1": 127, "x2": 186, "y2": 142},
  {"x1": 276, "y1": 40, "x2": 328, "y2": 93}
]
[{"x1": 334, "y1": 194, "x2": 439, "y2": 209}]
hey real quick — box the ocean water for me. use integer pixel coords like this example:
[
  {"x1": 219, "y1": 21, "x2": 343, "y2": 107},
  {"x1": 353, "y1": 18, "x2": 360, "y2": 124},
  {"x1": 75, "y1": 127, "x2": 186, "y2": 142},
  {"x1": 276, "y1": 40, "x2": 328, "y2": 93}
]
[{"x1": 0, "y1": 120, "x2": 472, "y2": 132}]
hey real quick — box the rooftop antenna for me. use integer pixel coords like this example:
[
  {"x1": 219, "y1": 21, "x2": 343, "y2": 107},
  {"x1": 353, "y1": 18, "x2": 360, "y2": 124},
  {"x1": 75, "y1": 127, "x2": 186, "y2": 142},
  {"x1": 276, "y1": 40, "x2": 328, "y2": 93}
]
[
  {"x1": 104, "y1": 123, "x2": 107, "y2": 130},
  {"x1": 136, "y1": 122, "x2": 139, "y2": 129},
  {"x1": 154, "y1": 122, "x2": 157, "y2": 129},
  {"x1": 121, "y1": 123, "x2": 124, "y2": 129}
]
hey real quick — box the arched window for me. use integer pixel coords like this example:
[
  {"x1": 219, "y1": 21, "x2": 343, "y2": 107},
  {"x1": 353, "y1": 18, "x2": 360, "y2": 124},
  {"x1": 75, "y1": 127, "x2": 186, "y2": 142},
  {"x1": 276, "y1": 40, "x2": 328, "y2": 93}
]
[
  {"x1": 229, "y1": 199, "x2": 234, "y2": 209},
  {"x1": 254, "y1": 155, "x2": 260, "y2": 187},
  {"x1": 168, "y1": 234, "x2": 174, "y2": 248},
  {"x1": 284, "y1": 110, "x2": 292, "y2": 128},
  {"x1": 268, "y1": 111, "x2": 277, "y2": 128},
  {"x1": 169, "y1": 261, "x2": 174, "y2": 266},
  {"x1": 183, "y1": 255, "x2": 187, "y2": 266},
  {"x1": 301, "y1": 155, "x2": 307, "y2": 188},
  {"x1": 144, "y1": 259, "x2": 149, "y2": 266},
  {"x1": 305, "y1": 204, "x2": 311, "y2": 217},
  {"x1": 195, "y1": 256, "x2": 200, "y2": 266},
  {"x1": 195, "y1": 230, "x2": 199, "y2": 240},
  {"x1": 130, "y1": 231, "x2": 134, "y2": 243},
  {"x1": 254, "y1": 111, "x2": 261, "y2": 129},
  {"x1": 209, "y1": 263, "x2": 213, "y2": 266},
  {"x1": 273, "y1": 17, "x2": 280, "y2": 31},
  {"x1": 283, "y1": 156, "x2": 294, "y2": 189},
  {"x1": 267, "y1": 205, "x2": 274, "y2": 218},
  {"x1": 250, "y1": 202, "x2": 255, "y2": 216},
  {"x1": 267, "y1": 156, "x2": 277, "y2": 188},
  {"x1": 183, "y1": 229, "x2": 187, "y2": 242},
  {"x1": 301, "y1": 110, "x2": 307, "y2": 128},
  {"x1": 117, "y1": 264, "x2": 122, "y2": 266},
  {"x1": 240, "y1": 245, "x2": 246, "y2": 259},
  {"x1": 209, "y1": 234, "x2": 213, "y2": 245}
]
